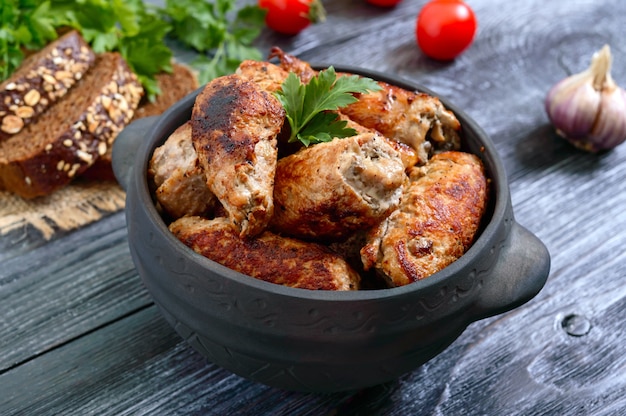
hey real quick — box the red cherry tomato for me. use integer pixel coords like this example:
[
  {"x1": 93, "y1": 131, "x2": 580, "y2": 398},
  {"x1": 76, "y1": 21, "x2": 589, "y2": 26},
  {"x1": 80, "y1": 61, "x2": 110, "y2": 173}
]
[
  {"x1": 259, "y1": 0, "x2": 325, "y2": 35},
  {"x1": 367, "y1": 0, "x2": 403, "y2": 6},
  {"x1": 416, "y1": 0, "x2": 477, "y2": 61}
]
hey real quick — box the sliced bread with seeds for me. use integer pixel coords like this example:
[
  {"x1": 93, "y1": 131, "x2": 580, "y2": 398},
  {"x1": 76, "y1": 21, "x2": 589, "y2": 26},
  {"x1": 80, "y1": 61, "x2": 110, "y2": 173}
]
[
  {"x1": 0, "y1": 52, "x2": 144, "y2": 199},
  {"x1": 82, "y1": 62, "x2": 199, "y2": 181},
  {"x1": 0, "y1": 30, "x2": 96, "y2": 140}
]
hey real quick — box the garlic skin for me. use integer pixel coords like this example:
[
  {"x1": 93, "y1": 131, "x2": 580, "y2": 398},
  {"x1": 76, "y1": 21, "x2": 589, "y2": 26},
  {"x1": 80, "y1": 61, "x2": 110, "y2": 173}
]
[{"x1": 545, "y1": 45, "x2": 626, "y2": 152}]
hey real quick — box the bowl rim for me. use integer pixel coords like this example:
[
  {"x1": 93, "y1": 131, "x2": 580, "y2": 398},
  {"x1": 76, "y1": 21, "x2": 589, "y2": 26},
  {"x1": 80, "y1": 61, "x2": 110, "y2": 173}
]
[{"x1": 131, "y1": 64, "x2": 510, "y2": 302}]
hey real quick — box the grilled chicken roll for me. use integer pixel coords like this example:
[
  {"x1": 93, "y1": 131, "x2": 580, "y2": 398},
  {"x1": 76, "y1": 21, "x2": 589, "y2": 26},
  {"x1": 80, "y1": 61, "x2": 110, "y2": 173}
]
[
  {"x1": 361, "y1": 151, "x2": 488, "y2": 287},
  {"x1": 341, "y1": 82, "x2": 461, "y2": 165},
  {"x1": 270, "y1": 132, "x2": 406, "y2": 242},
  {"x1": 341, "y1": 113, "x2": 419, "y2": 171},
  {"x1": 170, "y1": 216, "x2": 361, "y2": 290},
  {"x1": 148, "y1": 121, "x2": 217, "y2": 220},
  {"x1": 269, "y1": 47, "x2": 461, "y2": 165},
  {"x1": 236, "y1": 59, "x2": 290, "y2": 93},
  {"x1": 191, "y1": 74, "x2": 285, "y2": 237},
  {"x1": 268, "y1": 46, "x2": 317, "y2": 84}
]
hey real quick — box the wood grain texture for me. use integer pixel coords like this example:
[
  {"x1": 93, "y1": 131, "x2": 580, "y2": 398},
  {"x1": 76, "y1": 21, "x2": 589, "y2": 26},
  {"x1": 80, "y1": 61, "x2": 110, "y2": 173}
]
[
  {"x1": 1, "y1": 0, "x2": 626, "y2": 414},
  {"x1": 0, "y1": 213, "x2": 151, "y2": 373}
]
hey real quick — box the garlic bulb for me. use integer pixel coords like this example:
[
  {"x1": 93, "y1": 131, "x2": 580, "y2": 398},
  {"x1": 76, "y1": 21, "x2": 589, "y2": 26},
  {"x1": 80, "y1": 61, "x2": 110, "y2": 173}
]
[{"x1": 545, "y1": 45, "x2": 626, "y2": 152}]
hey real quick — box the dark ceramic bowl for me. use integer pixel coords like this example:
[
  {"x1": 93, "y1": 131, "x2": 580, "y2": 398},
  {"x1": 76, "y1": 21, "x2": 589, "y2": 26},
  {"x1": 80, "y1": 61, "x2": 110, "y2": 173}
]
[{"x1": 112, "y1": 66, "x2": 550, "y2": 393}]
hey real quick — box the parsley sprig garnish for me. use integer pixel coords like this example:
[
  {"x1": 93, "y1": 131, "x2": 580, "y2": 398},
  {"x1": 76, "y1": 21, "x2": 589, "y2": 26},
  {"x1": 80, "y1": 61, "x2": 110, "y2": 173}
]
[{"x1": 274, "y1": 66, "x2": 383, "y2": 146}]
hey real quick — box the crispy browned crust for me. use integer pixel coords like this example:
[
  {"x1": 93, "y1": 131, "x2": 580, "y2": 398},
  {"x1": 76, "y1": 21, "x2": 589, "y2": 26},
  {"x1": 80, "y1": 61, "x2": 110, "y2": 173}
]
[
  {"x1": 361, "y1": 151, "x2": 489, "y2": 287},
  {"x1": 236, "y1": 60, "x2": 290, "y2": 93},
  {"x1": 169, "y1": 216, "x2": 361, "y2": 290},
  {"x1": 268, "y1": 47, "x2": 317, "y2": 83},
  {"x1": 341, "y1": 82, "x2": 462, "y2": 165},
  {"x1": 148, "y1": 121, "x2": 217, "y2": 219},
  {"x1": 270, "y1": 133, "x2": 406, "y2": 242},
  {"x1": 267, "y1": 48, "x2": 461, "y2": 166},
  {"x1": 191, "y1": 74, "x2": 285, "y2": 237}
]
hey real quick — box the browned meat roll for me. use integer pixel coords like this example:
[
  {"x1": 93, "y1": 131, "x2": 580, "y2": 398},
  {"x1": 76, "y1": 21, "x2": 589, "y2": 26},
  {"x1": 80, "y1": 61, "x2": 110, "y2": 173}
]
[
  {"x1": 236, "y1": 59, "x2": 290, "y2": 93},
  {"x1": 268, "y1": 48, "x2": 460, "y2": 165},
  {"x1": 340, "y1": 82, "x2": 462, "y2": 165},
  {"x1": 169, "y1": 216, "x2": 361, "y2": 290},
  {"x1": 268, "y1": 46, "x2": 317, "y2": 84},
  {"x1": 341, "y1": 113, "x2": 419, "y2": 171},
  {"x1": 148, "y1": 121, "x2": 217, "y2": 219},
  {"x1": 361, "y1": 151, "x2": 489, "y2": 287},
  {"x1": 270, "y1": 132, "x2": 406, "y2": 242},
  {"x1": 191, "y1": 74, "x2": 285, "y2": 237}
]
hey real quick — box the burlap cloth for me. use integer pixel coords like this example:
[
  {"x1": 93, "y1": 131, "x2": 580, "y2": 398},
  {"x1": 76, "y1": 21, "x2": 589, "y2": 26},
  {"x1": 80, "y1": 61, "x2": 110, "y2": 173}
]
[{"x1": 0, "y1": 182, "x2": 125, "y2": 240}]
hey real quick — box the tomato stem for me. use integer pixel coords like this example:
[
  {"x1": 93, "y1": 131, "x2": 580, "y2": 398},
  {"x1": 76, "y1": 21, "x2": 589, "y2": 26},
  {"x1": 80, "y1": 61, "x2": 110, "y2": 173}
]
[{"x1": 306, "y1": 0, "x2": 326, "y2": 24}]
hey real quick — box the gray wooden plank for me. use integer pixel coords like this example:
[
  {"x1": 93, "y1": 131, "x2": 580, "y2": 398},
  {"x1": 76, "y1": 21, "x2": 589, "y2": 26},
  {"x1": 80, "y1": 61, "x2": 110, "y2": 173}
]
[
  {"x1": 0, "y1": 305, "x2": 397, "y2": 416},
  {"x1": 2, "y1": 301, "x2": 623, "y2": 415},
  {"x1": 0, "y1": 212, "x2": 152, "y2": 372}
]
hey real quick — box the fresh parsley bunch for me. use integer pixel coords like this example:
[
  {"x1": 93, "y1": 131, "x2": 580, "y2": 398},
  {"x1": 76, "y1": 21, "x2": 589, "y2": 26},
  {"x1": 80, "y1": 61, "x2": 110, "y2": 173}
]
[
  {"x1": 0, "y1": 0, "x2": 58, "y2": 80},
  {"x1": 275, "y1": 67, "x2": 383, "y2": 146},
  {"x1": 160, "y1": 0, "x2": 267, "y2": 85}
]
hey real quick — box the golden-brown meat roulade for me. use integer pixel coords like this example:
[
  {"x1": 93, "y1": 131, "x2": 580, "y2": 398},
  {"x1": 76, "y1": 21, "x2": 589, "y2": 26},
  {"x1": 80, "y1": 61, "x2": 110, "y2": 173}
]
[
  {"x1": 341, "y1": 113, "x2": 419, "y2": 171},
  {"x1": 270, "y1": 132, "x2": 406, "y2": 242},
  {"x1": 268, "y1": 47, "x2": 461, "y2": 165},
  {"x1": 191, "y1": 74, "x2": 285, "y2": 237},
  {"x1": 341, "y1": 82, "x2": 462, "y2": 165},
  {"x1": 236, "y1": 59, "x2": 290, "y2": 93},
  {"x1": 169, "y1": 216, "x2": 361, "y2": 290},
  {"x1": 361, "y1": 151, "x2": 489, "y2": 287},
  {"x1": 268, "y1": 46, "x2": 317, "y2": 84},
  {"x1": 148, "y1": 121, "x2": 217, "y2": 219}
]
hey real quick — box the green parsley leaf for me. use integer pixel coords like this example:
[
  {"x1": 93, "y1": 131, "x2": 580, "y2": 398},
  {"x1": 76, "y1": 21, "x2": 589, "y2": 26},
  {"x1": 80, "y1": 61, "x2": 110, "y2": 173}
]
[
  {"x1": 161, "y1": 0, "x2": 265, "y2": 85},
  {"x1": 230, "y1": 4, "x2": 267, "y2": 46},
  {"x1": 112, "y1": 0, "x2": 141, "y2": 37},
  {"x1": 274, "y1": 67, "x2": 383, "y2": 146},
  {"x1": 26, "y1": 2, "x2": 58, "y2": 45},
  {"x1": 0, "y1": 0, "x2": 60, "y2": 79},
  {"x1": 116, "y1": 11, "x2": 173, "y2": 101},
  {"x1": 161, "y1": 0, "x2": 224, "y2": 52}
]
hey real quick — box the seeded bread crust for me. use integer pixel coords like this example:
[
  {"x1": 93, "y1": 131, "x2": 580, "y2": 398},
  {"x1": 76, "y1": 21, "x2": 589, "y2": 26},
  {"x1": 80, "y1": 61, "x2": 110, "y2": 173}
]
[
  {"x1": 0, "y1": 30, "x2": 96, "y2": 139},
  {"x1": 0, "y1": 52, "x2": 144, "y2": 199},
  {"x1": 82, "y1": 62, "x2": 199, "y2": 181}
]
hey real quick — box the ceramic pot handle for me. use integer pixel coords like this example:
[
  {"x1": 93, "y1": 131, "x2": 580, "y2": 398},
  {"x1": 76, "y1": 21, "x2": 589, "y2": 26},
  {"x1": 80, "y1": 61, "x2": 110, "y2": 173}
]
[
  {"x1": 471, "y1": 222, "x2": 550, "y2": 319},
  {"x1": 112, "y1": 116, "x2": 159, "y2": 191}
]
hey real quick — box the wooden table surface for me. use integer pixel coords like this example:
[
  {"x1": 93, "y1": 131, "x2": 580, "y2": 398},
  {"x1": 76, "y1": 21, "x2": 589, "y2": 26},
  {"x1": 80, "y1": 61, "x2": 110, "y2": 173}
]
[{"x1": 2, "y1": 0, "x2": 626, "y2": 414}]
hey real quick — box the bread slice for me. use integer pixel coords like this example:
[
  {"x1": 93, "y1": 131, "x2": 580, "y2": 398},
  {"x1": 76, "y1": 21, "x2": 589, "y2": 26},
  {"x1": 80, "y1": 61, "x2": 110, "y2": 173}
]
[
  {"x1": 0, "y1": 30, "x2": 96, "y2": 140},
  {"x1": 0, "y1": 52, "x2": 144, "y2": 198},
  {"x1": 82, "y1": 62, "x2": 199, "y2": 181}
]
